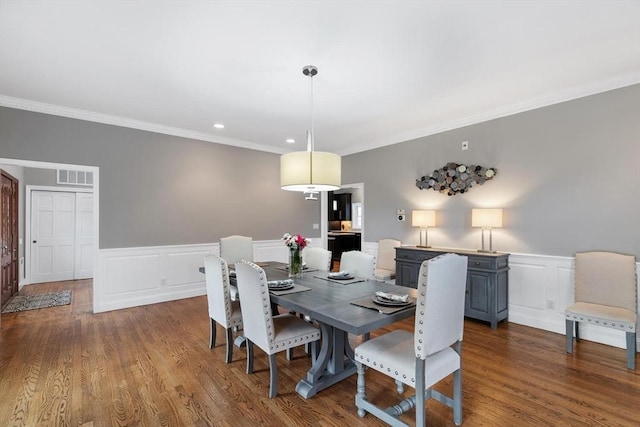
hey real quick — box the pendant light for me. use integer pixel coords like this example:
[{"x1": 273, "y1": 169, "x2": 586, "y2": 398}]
[{"x1": 280, "y1": 65, "x2": 341, "y2": 195}]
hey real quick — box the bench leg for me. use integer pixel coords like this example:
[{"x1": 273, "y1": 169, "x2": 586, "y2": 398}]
[
  {"x1": 565, "y1": 319, "x2": 574, "y2": 354},
  {"x1": 626, "y1": 332, "x2": 636, "y2": 370}
]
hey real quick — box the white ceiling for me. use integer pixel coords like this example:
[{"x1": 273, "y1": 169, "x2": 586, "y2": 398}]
[{"x1": 1, "y1": 1, "x2": 639, "y2": 156}]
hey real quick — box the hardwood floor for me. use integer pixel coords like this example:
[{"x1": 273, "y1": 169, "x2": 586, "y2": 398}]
[{"x1": 1, "y1": 280, "x2": 638, "y2": 426}]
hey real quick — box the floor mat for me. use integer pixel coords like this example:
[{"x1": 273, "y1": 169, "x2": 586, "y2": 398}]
[{"x1": 2, "y1": 290, "x2": 72, "y2": 313}]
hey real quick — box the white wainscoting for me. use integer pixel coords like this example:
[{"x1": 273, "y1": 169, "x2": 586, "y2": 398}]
[
  {"x1": 94, "y1": 239, "x2": 316, "y2": 313},
  {"x1": 95, "y1": 241, "x2": 639, "y2": 351}
]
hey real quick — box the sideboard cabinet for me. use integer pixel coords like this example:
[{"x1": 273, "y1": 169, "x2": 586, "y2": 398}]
[{"x1": 395, "y1": 246, "x2": 509, "y2": 329}]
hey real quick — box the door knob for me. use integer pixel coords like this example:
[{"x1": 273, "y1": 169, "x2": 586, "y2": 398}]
[{"x1": 32, "y1": 240, "x2": 37, "y2": 243}]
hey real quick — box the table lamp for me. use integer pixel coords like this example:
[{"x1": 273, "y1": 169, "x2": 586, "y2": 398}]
[
  {"x1": 412, "y1": 210, "x2": 436, "y2": 248},
  {"x1": 472, "y1": 208, "x2": 503, "y2": 253}
]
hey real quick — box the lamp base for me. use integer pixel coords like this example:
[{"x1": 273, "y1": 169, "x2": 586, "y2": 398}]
[{"x1": 477, "y1": 249, "x2": 497, "y2": 253}]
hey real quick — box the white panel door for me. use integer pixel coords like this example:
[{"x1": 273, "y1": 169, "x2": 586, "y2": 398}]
[
  {"x1": 74, "y1": 193, "x2": 94, "y2": 279},
  {"x1": 31, "y1": 191, "x2": 76, "y2": 283}
]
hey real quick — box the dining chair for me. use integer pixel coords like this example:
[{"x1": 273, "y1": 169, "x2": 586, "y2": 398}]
[
  {"x1": 565, "y1": 251, "x2": 637, "y2": 369},
  {"x1": 219, "y1": 235, "x2": 254, "y2": 264},
  {"x1": 354, "y1": 253, "x2": 469, "y2": 426},
  {"x1": 219, "y1": 235, "x2": 254, "y2": 300},
  {"x1": 374, "y1": 238, "x2": 401, "y2": 281},
  {"x1": 203, "y1": 254, "x2": 243, "y2": 363},
  {"x1": 340, "y1": 250, "x2": 375, "y2": 280},
  {"x1": 234, "y1": 260, "x2": 321, "y2": 398},
  {"x1": 303, "y1": 247, "x2": 332, "y2": 271}
]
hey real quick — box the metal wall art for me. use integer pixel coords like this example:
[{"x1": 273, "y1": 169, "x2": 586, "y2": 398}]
[{"x1": 416, "y1": 163, "x2": 497, "y2": 196}]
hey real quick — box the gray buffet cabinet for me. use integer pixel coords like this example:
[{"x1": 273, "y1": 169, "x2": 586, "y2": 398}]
[{"x1": 395, "y1": 246, "x2": 510, "y2": 329}]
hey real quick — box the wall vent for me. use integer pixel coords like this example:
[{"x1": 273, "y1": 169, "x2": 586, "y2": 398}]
[{"x1": 57, "y1": 169, "x2": 94, "y2": 186}]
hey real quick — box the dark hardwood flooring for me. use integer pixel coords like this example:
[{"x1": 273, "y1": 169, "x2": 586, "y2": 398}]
[{"x1": 0, "y1": 280, "x2": 638, "y2": 426}]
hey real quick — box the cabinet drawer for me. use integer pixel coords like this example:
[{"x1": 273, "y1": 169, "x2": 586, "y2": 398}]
[
  {"x1": 467, "y1": 256, "x2": 494, "y2": 270},
  {"x1": 396, "y1": 249, "x2": 437, "y2": 262}
]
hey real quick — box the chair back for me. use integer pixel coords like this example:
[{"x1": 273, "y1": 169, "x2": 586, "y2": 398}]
[
  {"x1": 414, "y1": 253, "x2": 468, "y2": 359},
  {"x1": 575, "y1": 251, "x2": 637, "y2": 313},
  {"x1": 204, "y1": 254, "x2": 233, "y2": 324},
  {"x1": 376, "y1": 239, "x2": 401, "y2": 272},
  {"x1": 220, "y1": 235, "x2": 254, "y2": 265},
  {"x1": 235, "y1": 260, "x2": 274, "y2": 350},
  {"x1": 304, "y1": 247, "x2": 332, "y2": 271},
  {"x1": 340, "y1": 250, "x2": 375, "y2": 280}
]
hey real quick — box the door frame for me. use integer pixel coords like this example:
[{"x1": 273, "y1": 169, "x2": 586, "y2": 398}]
[
  {"x1": 1, "y1": 168, "x2": 19, "y2": 307},
  {"x1": 26, "y1": 185, "x2": 94, "y2": 284},
  {"x1": 0, "y1": 158, "x2": 99, "y2": 312}
]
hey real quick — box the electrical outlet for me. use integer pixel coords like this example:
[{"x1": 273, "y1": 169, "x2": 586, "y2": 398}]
[
  {"x1": 546, "y1": 300, "x2": 555, "y2": 310},
  {"x1": 461, "y1": 141, "x2": 469, "y2": 150},
  {"x1": 312, "y1": 223, "x2": 319, "y2": 230}
]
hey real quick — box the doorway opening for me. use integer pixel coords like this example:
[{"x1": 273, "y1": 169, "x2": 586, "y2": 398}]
[{"x1": 0, "y1": 158, "x2": 99, "y2": 312}]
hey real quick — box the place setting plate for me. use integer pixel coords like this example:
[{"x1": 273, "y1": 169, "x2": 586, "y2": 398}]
[
  {"x1": 371, "y1": 295, "x2": 412, "y2": 307},
  {"x1": 329, "y1": 274, "x2": 354, "y2": 281}
]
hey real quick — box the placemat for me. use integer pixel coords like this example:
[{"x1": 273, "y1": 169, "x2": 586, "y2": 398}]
[
  {"x1": 312, "y1": 275, "x2": 366, "y2": 285},
  {"x1": 350, "y1": 295, "x2": 416, "y2": 314},
  {"x1": 269, "y1": 284, "x2": 312, "y2": 296}
]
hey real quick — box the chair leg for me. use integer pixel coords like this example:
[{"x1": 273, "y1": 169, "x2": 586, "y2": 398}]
[
  {"x1": 453, "y1": 368, "x2": 462, "y2": 425},
  {"x1": 626, "y1": 332, "x2": 636, "y2": 370},
  {"x1": 225, "y1": 327, "x2": 233, "y2": 364},
  {"x1": 209, "y1": 318, "x2": 217, "y2": 349},
  {"x1": 415, "y1": 358, "x2": 426, "y2": 427},
  {"x1": 246, "y1": 340, "x2": 254, "y2": 374},
  {"x1": 395, "y1": 379, "x2": 404, "y2": 394},
  {"x1": 565, "y1": 319, "x2": 574, "y2": 354},
  {"x1": 268, "y1": 353, "x2": 278, "y2": 398},
  {"x1": 286, "y1": 348, "x2": 293, "y2": 361},
  {"x1": 355, "y1": 361, "x2": 367, "y2": 418}
]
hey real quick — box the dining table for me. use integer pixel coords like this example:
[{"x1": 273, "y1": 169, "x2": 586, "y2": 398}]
[{"x1": 200, "y1": 262, "x2": 418, "y2": 399}]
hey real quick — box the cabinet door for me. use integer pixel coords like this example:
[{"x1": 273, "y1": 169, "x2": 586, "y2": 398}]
[
  {"x1": 397, "y1": 261, "x2": 419, "y2": 288},
  {"x1": 466, "y1": 271, "x2": 491, "y2": 321}
]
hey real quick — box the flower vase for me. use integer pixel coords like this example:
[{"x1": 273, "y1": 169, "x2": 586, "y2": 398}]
[{"x1": 289, "y1": 248, "x2": 303, "y2": 278}]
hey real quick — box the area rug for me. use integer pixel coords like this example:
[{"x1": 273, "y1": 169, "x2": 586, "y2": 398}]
[{"x1": 2, "y1": 290, "x2": 72, "y2": 314}]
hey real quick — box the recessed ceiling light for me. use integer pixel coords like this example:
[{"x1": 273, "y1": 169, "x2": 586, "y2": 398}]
[
  {"x1": 286, "y1": 138, "x2": 295, "y2": 144},
  {"x1": 213, "y1": 123, "x2": 225, "y2": 129}
]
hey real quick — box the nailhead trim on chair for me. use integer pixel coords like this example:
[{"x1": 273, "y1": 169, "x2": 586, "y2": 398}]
[{"x1": 566, "y1": 313, "x2": 636, "y2": 332}]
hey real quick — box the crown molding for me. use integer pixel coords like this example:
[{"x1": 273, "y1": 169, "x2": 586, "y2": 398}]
[
  {"x1": 337, "y1": 72, "x2": 640, "y2": 156},
  {"x1": 0, "y1": 96, "x2": 287, "y2": 155}
]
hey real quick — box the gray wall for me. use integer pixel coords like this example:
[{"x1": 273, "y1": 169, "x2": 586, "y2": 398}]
[
  {"x1": 343, "y1": 84, "x2": 640, "y2": 258},
  {"x1": 0, "y1": 108, "x2": 320, "y2": 249}
]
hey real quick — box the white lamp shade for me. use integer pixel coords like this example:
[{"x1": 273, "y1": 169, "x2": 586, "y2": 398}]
[
  {"x1": 412, "y1": 210, "x2": 436, "y2": 227},
  {"x1": 472, "y1": 208, "x2": 503, "y2": 228},
  {"x1": 281, "y1": 151, "x2": 341, "y2": 192}
]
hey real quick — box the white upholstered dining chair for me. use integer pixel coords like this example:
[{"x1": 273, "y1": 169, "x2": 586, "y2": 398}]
[
  {"x1": 204, "y1": 254, "x2": 243, "y2": 363},
  {"x1": 565, "y1": 251, "x2": 637, "y2": 370},
  {"x1": 219, "y1": 235, "x2": 254, "y2": 264},
  {"x1": 219, "y1": 235, "x2": 254, "y2": 300},
  {"x1": 340, "y1": 250, "x2": 375, "y2": 280},
  {"x1": 374, "y1": 238, "x2": 401, "y2": 281},
  {"x1": 354, "y1": 253, "x2": 469, "y2": 426},
  {"x1": 235, "y1": 260, "x2": 321, "y2": 398},
  {"x1": 303, "y1": 247, "x2": 332, "y2": 271}
]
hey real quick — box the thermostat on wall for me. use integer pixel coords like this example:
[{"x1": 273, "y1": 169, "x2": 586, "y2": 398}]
[{"x1": 397, "y1": 209, "x2": 406, "y2": 221}]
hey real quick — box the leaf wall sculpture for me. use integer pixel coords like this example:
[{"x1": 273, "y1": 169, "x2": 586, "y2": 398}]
[{"x1": 416, "y1": 163, "x2": 497, "y2": 196}]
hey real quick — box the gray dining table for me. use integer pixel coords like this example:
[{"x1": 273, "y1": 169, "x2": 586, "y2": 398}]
[{"x1": 200, "y1": 262, "x2": 418, "y2": 398}]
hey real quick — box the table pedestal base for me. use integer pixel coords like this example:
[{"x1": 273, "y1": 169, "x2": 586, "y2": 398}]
[{"x1": 295, "y1": 322, "x2": 355, "y2": 398}]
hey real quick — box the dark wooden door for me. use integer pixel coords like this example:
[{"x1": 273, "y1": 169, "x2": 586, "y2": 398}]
[{"x1": 1, "y1": 169, "x2": 19, "y2": 308}]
